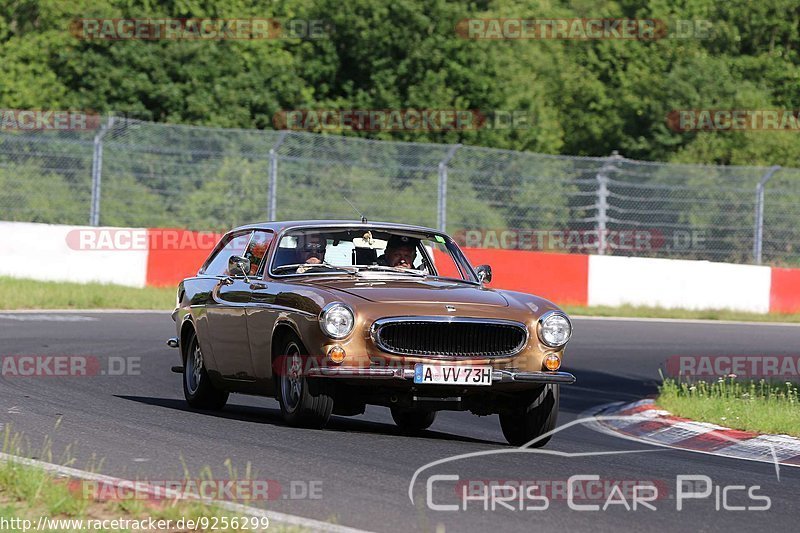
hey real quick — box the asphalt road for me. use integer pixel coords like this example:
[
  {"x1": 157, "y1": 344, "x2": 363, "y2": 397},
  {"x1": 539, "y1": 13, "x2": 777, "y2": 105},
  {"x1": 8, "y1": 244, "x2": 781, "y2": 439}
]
[{"x1": 1, "y1": 312, "x2": 798, "y2": 532}]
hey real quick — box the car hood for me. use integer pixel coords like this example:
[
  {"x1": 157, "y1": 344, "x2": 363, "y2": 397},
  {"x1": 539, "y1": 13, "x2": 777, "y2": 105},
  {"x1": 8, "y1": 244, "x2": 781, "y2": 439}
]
[{"x1": 314, "y1": 278, "x2": 510, "y2": 307}]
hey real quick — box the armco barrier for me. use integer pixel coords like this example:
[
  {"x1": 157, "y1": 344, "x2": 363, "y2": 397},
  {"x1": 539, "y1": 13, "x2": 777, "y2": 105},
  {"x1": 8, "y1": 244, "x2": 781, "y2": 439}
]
[{"x1": 0, "y1": 222, "x2": 798, "y2": 313}]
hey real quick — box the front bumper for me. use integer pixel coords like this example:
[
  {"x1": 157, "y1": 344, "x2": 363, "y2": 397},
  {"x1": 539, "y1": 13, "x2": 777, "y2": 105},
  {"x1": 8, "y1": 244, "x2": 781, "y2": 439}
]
[{"x1": 304, "y1": 367, "x2": 575, "y2": 385}]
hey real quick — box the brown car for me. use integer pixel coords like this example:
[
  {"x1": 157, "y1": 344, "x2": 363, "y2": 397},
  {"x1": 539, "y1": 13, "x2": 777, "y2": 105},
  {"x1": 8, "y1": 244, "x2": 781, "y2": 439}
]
[{"x1": 168, "y1": 221, "x2": 575, "y2": 446}]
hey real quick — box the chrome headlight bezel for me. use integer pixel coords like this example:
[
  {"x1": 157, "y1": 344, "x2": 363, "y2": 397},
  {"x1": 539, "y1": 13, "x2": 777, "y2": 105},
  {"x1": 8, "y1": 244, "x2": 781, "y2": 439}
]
[
  {"x1": 319, "y1": 302, "x2": 355, "y2": 339},
  {"x1": 536, "y1": 311, "x2": 572, "y2": 348}
]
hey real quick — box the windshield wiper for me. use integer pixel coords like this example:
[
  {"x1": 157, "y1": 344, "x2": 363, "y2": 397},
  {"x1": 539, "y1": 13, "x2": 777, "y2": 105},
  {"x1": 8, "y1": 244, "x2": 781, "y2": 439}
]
[
  {"x1": 272, "y1": 263, "x2": 355, "y2": 274},
  {"x1": 354, "y1": 265, "x2": 428, "y2": 277}
]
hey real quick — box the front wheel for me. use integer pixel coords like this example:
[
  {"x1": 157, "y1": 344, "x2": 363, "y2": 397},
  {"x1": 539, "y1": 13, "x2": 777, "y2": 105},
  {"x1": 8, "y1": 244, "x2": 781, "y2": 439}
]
[
  {"x1": 275, "y1": 333, "x2": 333, "y2": 428},
  {"x1": 499, "y1": 384, "x2": 559, "y2": 447},
  {"x1": 183, "y1": 330, "x2": 228, "y2": 410},
  {"x1": 391, "y1": 408, "x2": 436, "y2": 433}
]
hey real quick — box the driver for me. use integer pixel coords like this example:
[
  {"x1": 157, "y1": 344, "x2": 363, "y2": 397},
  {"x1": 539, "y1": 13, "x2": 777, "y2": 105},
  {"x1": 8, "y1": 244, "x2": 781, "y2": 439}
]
[
  {"x1": 297, "y1": 233, "x2": 327, "y2": 264},
  {"x1": 379, "y1": 235, "x2": 419, "y2": 269}
]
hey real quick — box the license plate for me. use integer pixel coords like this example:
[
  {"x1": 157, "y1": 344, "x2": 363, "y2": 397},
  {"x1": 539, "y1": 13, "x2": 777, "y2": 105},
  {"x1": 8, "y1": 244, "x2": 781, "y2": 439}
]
[{"x1": 413, "y1": 363, "x2": 492, "y2": 386}]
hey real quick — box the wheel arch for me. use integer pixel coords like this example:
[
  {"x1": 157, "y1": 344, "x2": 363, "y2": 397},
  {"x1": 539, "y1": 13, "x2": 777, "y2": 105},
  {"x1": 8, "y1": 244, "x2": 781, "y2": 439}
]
[
  {"x1": 271, "y1": 320, "x2": 304, "y2": 357},
  {"x1": 179, "y1": 318, "x2": 196, "y2": 363}
]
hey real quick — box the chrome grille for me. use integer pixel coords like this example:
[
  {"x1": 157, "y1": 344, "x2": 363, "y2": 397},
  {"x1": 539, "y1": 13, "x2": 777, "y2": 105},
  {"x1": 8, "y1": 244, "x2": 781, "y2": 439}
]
[{"x1": 371, "y1": 318, "x2": 528, "y2": 357}]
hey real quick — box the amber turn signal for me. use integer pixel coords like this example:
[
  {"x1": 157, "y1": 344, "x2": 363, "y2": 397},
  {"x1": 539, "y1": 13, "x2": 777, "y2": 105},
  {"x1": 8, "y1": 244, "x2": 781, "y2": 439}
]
[
  {"x1": 327, "y1": 345, "x2": 346, "y2": 364},
  {"x1": 544, "y1": 353, "x2": 561, "y2": 371}
]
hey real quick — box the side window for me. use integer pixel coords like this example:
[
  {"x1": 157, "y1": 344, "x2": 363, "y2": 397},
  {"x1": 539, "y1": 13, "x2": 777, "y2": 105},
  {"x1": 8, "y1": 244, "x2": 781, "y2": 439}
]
[
  {"x1": 427, "y1": 239, "x2": 467, "y2": 280},
  {"x1": 243, "y1": 230, "x2": 274, "y2": 276},
  {"x1": 203, "y1": 232, "x2": 252, "y2": 276}
]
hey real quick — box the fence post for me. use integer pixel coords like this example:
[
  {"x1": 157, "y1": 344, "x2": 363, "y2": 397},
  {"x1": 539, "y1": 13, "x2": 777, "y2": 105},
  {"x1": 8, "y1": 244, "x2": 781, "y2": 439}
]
[
  {"x1": 268, "y1": 130, "x2": 289, "y2": 221},
  {"x1": 595, "y1": 151, "x2": 620, "y2": 255},
  {"x1": 753, "y1": 165, "x2": 781, "y2": 264},
  {"x1": 89, "y1": 116, "x2": 114, "y2": 226},
  {"x1": 437, "y1": 144, "x2": 461, "y2": 232}
]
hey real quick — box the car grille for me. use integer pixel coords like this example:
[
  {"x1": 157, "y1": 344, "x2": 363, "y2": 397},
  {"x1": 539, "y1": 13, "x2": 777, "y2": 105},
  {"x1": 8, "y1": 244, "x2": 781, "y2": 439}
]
[{"x1": 371, "y1": 318, "x2": 528, "y2": 358}]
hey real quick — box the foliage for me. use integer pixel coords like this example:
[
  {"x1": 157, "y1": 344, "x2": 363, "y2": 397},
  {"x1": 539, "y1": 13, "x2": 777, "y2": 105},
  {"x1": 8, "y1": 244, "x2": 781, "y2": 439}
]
[
  {"x1": 658, "y1": 376, "x2": 800, "y2": 437},
  {"x1": 1, "y1": 0, "x2": 798, "y2": 163}
]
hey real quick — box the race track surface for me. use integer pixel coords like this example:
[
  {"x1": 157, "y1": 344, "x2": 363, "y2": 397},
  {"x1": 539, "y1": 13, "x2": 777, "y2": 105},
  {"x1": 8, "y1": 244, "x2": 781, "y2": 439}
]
[{"x1": 1, "y1": 312, "x2": 798, "y2": 532}]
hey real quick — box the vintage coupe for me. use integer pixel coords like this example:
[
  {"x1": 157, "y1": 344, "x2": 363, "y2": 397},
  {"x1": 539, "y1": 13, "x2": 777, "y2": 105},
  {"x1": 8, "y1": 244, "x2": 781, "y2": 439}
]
[{"x1": 168, "y1": 221, "x2": 575, "y2": 446}]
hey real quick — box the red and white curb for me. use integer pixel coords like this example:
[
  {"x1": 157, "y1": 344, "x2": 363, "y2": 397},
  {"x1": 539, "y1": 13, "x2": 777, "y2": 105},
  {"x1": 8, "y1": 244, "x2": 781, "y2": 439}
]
[
  {"x1": 0, "y1": 451, "x2": 372, "y2": 533},
  {"x1": 591, "y1": 399, "x2": 800, "y2": 468}
]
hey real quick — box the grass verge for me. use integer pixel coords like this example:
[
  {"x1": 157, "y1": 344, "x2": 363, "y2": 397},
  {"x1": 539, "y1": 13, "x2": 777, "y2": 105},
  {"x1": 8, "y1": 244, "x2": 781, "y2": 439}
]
[
  {"x1": 657, "y1": 377, "x2": 800, "y2": 437},
  {"x1": 3, "y1": 276, "x2": 800, "y2": 323},
  {"x1": 0, "y1": 427, "x2": 306, "y2": 532},
  {"x1": 562, "y1": 304, "x2": 800, "y2": 323},
  {"x1": 0, "y1": 277, "x2": 174, "y2": 310}
]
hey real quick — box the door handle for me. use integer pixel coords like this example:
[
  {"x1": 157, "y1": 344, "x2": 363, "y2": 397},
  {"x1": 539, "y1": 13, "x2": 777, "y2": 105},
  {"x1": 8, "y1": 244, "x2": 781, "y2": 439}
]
[{"x1": 249, "y1": 282, "x2": 268, "y2": 290}]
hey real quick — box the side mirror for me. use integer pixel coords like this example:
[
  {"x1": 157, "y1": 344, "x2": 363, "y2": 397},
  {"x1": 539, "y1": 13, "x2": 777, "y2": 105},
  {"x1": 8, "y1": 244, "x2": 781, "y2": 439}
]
[
  {"x1": 476, "y1": 264, "x2": 492, "y2": 284},
  {"x1": 228, "y1": 255, "x2": 251, "y2": 279}
]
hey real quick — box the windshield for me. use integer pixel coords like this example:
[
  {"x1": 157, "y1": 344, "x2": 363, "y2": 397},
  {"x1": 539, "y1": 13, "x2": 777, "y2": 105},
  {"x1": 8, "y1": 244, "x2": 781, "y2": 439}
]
[{"x1": 269, "y1": 227, "x2": 477, "y2": 282}]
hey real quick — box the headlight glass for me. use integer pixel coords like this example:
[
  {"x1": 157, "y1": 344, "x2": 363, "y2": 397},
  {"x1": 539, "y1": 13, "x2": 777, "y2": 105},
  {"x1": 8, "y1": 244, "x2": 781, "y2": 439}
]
[
  {"x1": 538, "y1": 313, "x2": 572, "y2": 347},
  {"x1": 320, "y1": 303, "x2": 354, "y2": 339}
]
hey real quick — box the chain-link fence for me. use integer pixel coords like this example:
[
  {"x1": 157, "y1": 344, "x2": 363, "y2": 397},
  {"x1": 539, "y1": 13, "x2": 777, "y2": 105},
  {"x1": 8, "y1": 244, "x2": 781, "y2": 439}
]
[{"x1": 1, "y1": 116, "x2": 798, "y2": 265}]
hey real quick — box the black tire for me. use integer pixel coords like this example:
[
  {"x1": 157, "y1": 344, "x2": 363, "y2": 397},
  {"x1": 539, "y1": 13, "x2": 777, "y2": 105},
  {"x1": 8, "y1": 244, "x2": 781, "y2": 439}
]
[
  {"x1": 391, "y1": 408, "x2": 437, "y2": 433},
  {"x1": 499, "y1": 384, "x2": 559, "y2": 447},
  {"x1": 275, "y1": 333, "x2": 333, "y2": 428},
  {"x1": 183, "y1": 330, "x2": 229, "y2": 410}
]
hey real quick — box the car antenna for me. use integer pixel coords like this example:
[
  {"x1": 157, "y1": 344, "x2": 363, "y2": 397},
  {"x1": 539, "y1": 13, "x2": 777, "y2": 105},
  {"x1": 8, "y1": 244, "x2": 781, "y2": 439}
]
[{"x1": 343, "y1": 196, "x2": 367, "y2": 223}]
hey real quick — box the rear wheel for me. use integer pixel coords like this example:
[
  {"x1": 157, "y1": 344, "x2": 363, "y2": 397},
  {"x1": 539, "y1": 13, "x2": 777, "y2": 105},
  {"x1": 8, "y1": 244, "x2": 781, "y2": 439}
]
[
  {"x1": 275, "y1": 333, "x2": 333, "y2": 428},
  {"x1": 499, "y1": 384, "x2": 559, "y2": 447},
  {"x1": 183, "y1": 330, "x2": 228, "y2": 410},
  {"x1": 391, "y1": 408, "x2": 437, "y2": 432}
]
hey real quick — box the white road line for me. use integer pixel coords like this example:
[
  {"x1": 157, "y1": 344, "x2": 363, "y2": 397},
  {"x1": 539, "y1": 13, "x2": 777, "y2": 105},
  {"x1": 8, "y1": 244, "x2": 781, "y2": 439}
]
[
  {"x1": 0, "y1": 314, "x2": 98, "y2": 322},
  {"x1": 0, "y1": 452, "x2": 374, "y2": 533}
]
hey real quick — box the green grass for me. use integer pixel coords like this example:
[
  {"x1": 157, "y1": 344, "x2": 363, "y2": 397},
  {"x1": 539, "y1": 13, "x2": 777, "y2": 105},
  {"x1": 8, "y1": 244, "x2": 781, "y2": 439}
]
[
  {"x1": 0, "y1": 462, "x2": 301, "y2": 532},
  {"x1": 0, "y1": 277, "x2": 174, "y2": 310},
  {"x1": 0, "y1": 426, "x2": 308, "y2": 532},
  {"x1": 3, "y1": 276, "x2": 800, "y2": 323},
  {"x1": 657, "y1": 377, "x2": 800, "y2": 437},
  {"x1": 562, "y1": 304, "x2": 800, "y2": 323}
]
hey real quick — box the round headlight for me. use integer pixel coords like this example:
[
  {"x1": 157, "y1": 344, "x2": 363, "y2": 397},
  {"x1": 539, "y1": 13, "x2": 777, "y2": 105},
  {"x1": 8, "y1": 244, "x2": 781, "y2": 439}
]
[
  {"x1": 538, "y1": 312, "x2": 572, "y2": 348},
  {"x1": 320, "y1": 303, "x2": 354, "y2": 339}
]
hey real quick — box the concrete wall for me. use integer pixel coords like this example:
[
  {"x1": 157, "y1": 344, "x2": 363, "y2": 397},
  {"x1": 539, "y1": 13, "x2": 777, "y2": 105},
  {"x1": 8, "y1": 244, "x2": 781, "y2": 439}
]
[{"x1": 1, "y1": 222, "x2": 798, "y2": 313}]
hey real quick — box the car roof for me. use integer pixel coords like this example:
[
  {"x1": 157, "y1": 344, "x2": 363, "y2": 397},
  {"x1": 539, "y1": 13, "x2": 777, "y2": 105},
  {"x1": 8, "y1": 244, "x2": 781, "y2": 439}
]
[{"x1": 229, "y1": 220, "x2": 443, "y2": 235}]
